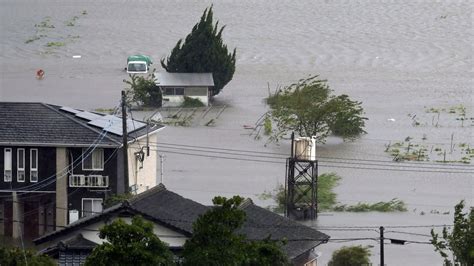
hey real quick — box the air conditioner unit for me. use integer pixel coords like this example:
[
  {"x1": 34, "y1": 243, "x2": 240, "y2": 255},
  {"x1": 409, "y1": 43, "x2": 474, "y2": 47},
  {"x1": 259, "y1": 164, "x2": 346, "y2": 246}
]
[{"x1": 293, "y1": 136, "x2": 316, "y2": 161}]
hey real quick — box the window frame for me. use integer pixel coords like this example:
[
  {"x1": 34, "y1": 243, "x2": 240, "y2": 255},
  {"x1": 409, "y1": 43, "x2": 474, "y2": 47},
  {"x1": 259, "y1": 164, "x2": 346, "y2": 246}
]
[
  {"x1": 81, "y1": 198, "x2": 103, "y2": 217},
  {"x1": 30, "y1": 148, "x2": 38, "y2": 182},
  {"x1": 4, "y1": 148, "x2": 12, "y2": 182},
  {"x1": 82, "y1": 148, "x2": 104, "y2": 171},
  {"x1": 163, "y1": 87, "x2": 185, "y2": 96},
  {"x1": 17, "y1": 148, "x2": 25, "y2": 182}
]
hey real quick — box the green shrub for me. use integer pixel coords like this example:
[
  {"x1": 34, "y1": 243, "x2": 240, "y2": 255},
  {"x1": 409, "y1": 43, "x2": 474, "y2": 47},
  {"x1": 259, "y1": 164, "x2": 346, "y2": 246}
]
[{"x1": 182, "y1": 96, "x2": 205, "y2": 107}]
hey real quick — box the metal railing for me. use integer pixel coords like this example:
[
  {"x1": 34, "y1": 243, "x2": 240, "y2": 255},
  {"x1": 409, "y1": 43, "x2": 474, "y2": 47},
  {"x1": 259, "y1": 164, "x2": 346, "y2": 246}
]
[{"x1": 69, "y1": 174, "x2": 108, "y2": 188}]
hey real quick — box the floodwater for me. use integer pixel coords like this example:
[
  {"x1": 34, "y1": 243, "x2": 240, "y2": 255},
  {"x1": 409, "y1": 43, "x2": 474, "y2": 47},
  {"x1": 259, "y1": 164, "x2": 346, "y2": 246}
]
[{"x1": 1, "y1": 0, "x2": 472, "y2": 265}]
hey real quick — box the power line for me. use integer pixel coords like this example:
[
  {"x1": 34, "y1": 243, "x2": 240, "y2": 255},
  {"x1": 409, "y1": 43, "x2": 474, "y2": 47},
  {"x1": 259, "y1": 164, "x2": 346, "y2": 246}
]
[
  {"x1": 150, "y1": 141, "x2": 474, "y2": 169},
  {"x1": 151, "y1": 148, "x2": 473, "y2": 174}
]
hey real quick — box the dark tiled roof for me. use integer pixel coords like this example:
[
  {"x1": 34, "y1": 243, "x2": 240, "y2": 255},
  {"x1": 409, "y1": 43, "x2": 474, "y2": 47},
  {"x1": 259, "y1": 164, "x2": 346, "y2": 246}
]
[
  {"x1": 35, "y1": 184, "x2": 329, "y2": 260},
  {"x1": 239, "y1": 200, "x2": 329, "y2": 259},
  {"x1": 0, "y1": 102, "x2": 163, "y2": 147},
  {"x1": 129, "y1": 184, "x2": 209, "y2": 233}
]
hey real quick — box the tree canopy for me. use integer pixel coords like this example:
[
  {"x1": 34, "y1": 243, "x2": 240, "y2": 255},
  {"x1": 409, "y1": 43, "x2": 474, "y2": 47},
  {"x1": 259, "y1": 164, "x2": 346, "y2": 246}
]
[
  {"x1": 161, "y1": 6, "x2": 236, "y2": 97},
  {"x1": 431, "y1": 200, "x2": 474, "y2": 266},
  {"x1": 85, "y1": 216, "x2": 174, "y2": 266},
  {"x1": 265, "y1": 75, "x2": 367, "y2": 143},
  {"x1": 0, "y1": 247, "x2": 55, "y2": 266},
  {"x1": 124, "y1": 72, "x2": 162, "y2": 107},
  {"x1": 182, "y1": 196, "x2": 289, "y2": 266},
  {"x1": 328, "y1": 245, "x2": 371, "y2": 266}
]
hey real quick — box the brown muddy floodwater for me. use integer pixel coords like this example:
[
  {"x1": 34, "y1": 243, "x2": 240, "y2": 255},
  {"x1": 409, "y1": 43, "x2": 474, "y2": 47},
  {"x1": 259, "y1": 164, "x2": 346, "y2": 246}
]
[{"x1": 1, "y1": 0, "x2": 472, "y2": 265}]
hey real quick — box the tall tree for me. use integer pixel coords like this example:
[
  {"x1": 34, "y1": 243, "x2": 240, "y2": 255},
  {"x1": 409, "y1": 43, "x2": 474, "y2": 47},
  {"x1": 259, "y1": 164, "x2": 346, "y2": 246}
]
[
  {"x1": 85, "y1": 216, "x2": 174, "y2": 266},
  {"x1": 181, "y1": 196, "x2": 289, "y2": 266},
  {"x1": 431, "y1": 200, "x2": 474, "y2": 266},
  {"x1": 161, "y1": 6, "x2": 236, "y2": 97},
  {"x1": 266, "y1": 75, "x2": 367, "y2": 143}
]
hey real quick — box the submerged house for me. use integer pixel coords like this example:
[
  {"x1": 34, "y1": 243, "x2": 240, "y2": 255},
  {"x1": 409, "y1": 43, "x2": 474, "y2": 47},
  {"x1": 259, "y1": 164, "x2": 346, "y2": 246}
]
[
  {"x1": 0, "y1": 102, "x2": 164, "y2": 240},
  {"x1": 155, "y1": 72, "x2": 214, "y2": 107},
  {"x1": 34, "y1": 184, "x2": 330, "y2": 266}
]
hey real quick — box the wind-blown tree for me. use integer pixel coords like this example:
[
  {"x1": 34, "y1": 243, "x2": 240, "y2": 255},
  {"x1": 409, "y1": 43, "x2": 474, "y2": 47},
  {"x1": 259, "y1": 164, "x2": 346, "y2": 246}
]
[
  {"x1": 85, "y1": 216, "x2": 174, "y2": 266},
  {"x1": 430, "y1": 200, "x2": 474, "y2": 266},
  {"x1": 161, "y1": 6, "x2": 236, "y2": 97},
  {"x1": 181, "y1": 196, "x2": 289, "y2": 266},
  {"x1": 266, "y1": 75, "x2": 367, "y2": 143}
]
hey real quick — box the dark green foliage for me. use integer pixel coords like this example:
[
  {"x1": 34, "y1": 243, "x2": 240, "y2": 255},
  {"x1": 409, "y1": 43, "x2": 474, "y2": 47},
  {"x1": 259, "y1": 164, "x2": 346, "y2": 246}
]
[
  {"x1": 266, "y1": 75, "x2": 367, "y2": 143},
  {"x1": 0, "y1": 247, "x2": 55, "y2": 266},
  {"x1": 328, "y1": 245, "x2": 371, "y2": 266},
  {"x1": 84, "y1": 216, "x2": 174, "y2": 266},
  {"x1": 430, "y1": 200, "x2": 474, "y2": 266},
  {"x1": 161, "y1": 6, "x2": 236, "y2": 97},
  {"x1": 182, "y1": 96, "x2": 205, "y2": 107},
  {"x1": 124, "y1": 72, "x2": 162, "y2": 107},
  {"x1": 244, "y1": 238, "x2": 290, "y2": 266},
  {"x1": 103, "y1": 192, "x2": 133, "y2": 208},
  {"x1": 182, "y1": 196, "x2": 289, "y2": 266}
]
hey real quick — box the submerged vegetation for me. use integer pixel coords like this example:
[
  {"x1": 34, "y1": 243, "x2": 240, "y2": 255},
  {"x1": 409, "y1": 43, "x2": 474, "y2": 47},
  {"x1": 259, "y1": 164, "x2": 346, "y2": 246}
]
[
  {"x1": 385, "y1": 105, "x2": 472, "y2": 164},
  {"x1": 26, "y1": 11, "x2": 87, "y2": 52},
  {"x1": 333, "y1": 199, "x2": 407, "y2": 212},
  {"x1": 259, "y1": 173, "x2": 406, "y2": 213}
]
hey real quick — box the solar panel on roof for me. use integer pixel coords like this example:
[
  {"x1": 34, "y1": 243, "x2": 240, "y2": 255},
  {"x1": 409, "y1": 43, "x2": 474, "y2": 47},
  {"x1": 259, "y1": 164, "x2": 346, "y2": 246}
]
[
  {"x1": 86, "y1": 115, "x2": 146, "y2": 136},
  {"x1": 76, "y1": 111, "x2": 103, "y2": 121},
  {"x1": 60, "y1": 106, "x2": 81, "y2": 114}
]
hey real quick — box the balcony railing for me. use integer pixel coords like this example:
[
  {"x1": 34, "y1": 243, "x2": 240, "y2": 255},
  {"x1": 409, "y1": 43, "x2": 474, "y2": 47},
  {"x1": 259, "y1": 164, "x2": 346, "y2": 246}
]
[{"x1": 69, "y1": 174, "x2": 108, "y2": 188}]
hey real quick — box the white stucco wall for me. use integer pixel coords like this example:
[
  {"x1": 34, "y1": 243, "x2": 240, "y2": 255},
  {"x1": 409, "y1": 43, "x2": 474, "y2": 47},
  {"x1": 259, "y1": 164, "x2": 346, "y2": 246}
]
[
  {"x1": 162, "y1": 86, "x2": 209, "y2": 107},
  {"x1": 127, "y1": 133, "x2": 158, "y2": 194}
]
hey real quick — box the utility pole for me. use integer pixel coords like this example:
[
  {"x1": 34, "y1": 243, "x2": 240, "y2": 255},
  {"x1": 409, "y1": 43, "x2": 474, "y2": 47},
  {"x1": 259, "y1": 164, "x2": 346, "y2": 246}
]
[
  {"x1": 121, "y1": 91, "x2": 129, "y2": 193},
  {"x1": 159, "y1": 154, "x2": 165, "y2": 184},
  {"x1": 380, "y1": 226, "x2": 385, "y2": 266}
]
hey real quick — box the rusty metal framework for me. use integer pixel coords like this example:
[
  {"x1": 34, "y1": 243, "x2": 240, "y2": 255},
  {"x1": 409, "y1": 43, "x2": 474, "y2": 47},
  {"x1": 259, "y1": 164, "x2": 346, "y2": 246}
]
[{"x1": 285, "y1": 158, "x2": 318, "y2": 220}]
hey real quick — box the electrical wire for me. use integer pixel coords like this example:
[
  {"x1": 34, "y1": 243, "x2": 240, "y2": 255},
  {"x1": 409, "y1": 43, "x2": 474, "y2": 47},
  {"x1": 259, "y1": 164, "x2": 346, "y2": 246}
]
[
  {"x1": 150, "y1": 148, "x2": 473, "y2": 174},
  {"x1": 149, "y1": 141, "x2": 474, "y2": 169}
]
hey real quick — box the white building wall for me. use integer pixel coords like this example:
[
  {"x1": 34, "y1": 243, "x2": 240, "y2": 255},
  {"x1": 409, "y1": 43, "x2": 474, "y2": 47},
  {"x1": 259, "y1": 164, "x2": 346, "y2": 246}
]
[{"x1": 127, "y1": 133, "x2": 158, "y2": 194}]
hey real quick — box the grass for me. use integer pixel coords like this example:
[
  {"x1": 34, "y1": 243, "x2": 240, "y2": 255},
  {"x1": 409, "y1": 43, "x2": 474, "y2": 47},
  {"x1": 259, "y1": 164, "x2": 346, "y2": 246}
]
[
  {"x1": 333, "y1": 199, "x2": 407, "y2": 212},
  {"x1": 25, "y1": 36, "x2": 40, "y2": 44},
  {"x1": 46, "y1": 41, "x2": 65, "y2": 47}
]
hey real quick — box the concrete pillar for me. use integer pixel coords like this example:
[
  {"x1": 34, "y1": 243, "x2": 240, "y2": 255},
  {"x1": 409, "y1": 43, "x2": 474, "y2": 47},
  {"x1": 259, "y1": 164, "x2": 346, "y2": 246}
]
[
  {"x1": 56, "y1": 147, "x2": 68, "y2": 228},
  {"x1": 38, "y1": 204, "x2": 45, "y2": 236},
  {"x1": 12, "y1": 192, "x2": 21, "y2": 238},
  {"x1": 0, "y1": 201, "x2": 4, "y2": 235}
]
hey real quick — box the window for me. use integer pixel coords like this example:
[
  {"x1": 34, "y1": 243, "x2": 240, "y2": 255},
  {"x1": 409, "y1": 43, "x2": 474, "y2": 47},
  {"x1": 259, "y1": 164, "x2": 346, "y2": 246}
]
[
  {"x1": 17, "y1": 148, "x2": 25, "y2": 182},
  {"x1": 82, "y1": 148, "x2": 104, "y2": 170},
  {"x1": 163, "y1": 87, "x2": 185, "y2": 96},
  {"x1": 30, "y1": 149, "x2": 38, "y2": 182},
  {"x1": 82, "y1": 198, "x2": 103, "y2": 217},
  {"x1": 4, "y1": 148, "x2": 12, "y2": 182}
]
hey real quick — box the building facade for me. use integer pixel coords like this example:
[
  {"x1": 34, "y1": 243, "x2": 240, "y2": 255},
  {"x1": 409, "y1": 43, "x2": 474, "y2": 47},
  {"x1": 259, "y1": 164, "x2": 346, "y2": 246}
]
[{"x1": 0, "y1": 102, "x2": 163, "y2": 240}]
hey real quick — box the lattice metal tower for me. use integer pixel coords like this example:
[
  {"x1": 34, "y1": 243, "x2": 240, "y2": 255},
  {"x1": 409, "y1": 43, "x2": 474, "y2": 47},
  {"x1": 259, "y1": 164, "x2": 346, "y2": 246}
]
[{"x1": 285, "y1": 133, "x2": 318, "y2": 220}]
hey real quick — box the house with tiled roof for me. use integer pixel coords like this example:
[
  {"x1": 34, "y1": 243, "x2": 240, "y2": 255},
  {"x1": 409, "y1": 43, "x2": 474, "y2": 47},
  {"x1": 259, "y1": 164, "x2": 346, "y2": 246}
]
[
  {"x1": 0, "y1": 102, "x2": 164, "y2": 240},
  {"x1": 34, "y1": 184, "x2": 329, "y2": 266}
]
